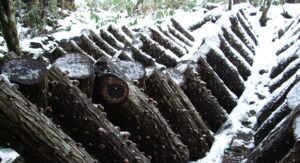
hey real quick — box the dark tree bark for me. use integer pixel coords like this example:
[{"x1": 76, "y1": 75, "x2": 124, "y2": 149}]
[
  {"x1": 48, "y1": 66, "x2": 149, "y2": 163},
  {"x1": 228, "y1": 0, "x2": 233, "y2": 10},
  {"x1": 107, "y1": 24, "x2": 132, "y2": 45},
  {"x1": 276, "y1": 38, "x2": 300, "y2": 56},
  {"x1": 0, "y1": 0, "x2": 23, "y2": 56},
  {"x1": 100, "y1": 29, "x2": 123, "y2": 50},
  {"x1": 219, "y1": 34, "x2": 252, "y2": 80},
  {"x1": 1, "y1": 58, "x2": 48, "y2": 108},
  {"x1": 279, "y1": 142, "x2": 300, "y2": 163},
  {"x1": 47, "y1": 46, "x2": 68, "y2": 62},
  {"x1": 144, "y1": 70, "x2": 214, "y2": 160},
  {"x1": 122, "y1": 25, "x2": 134, "y2": 39},
  {"x1": 93, "y1": 58, "x2": 189, "y2": 163},
  {"x1": 0, "y1": 77, "x2": 96, "y2": 163},
  {"x1": 88, "y1": 30, "x2": 119, "y2": 56},
  {"x1": 237, "y1": 11, "x2": 258, "y2": 45},
  {"x1": 182, "y1": 67, "x2": 228, "y2": 132},
  {"x1": 259, "y1": 0, "x2": 272, "y2": 26},
  {"x1": 170, "y1": 18, "x2": 195, "y2": 41},
  {"x1": 270, "y1": 52, "x2": 299, "y2": 79},
  {"x1": 167, "y1": 25, "x2": 193, "y2": 47},
  {"x1": 197, "y1": 56, "x2": 238, "y2": 112}
]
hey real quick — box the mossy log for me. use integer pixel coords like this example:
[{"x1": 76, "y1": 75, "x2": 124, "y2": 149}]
[
  {"x1": 219, "y1": 34, "x2": 251, "y2": 80},
  {"x1": 1, "y1": 58, "x2": 48, "y2": 108},
  {"x1": 48, "y1": 66, "x2": 149, "y2": 162},
  {"x1": 144, "y1": 70, "x2": 214, "y2": 160},
  {"x1": 149, "y1": 27, "x2": 186, "y2": 57},
  {"x1": 53, "y1": 53, "x2": 95, "y2": 98},
  {"x1": 205, "y1": 46, "x2": 245, "y2": 97},
  {"x1": 0, "y1": 76, "x2": 95, "y2": 163},
  {"x1": 139, "y1": 34, "x2": 179, "y2": 67},
  {"x1": 182, "y1": 67, "x2": 228, "y2": 132},
  {"x1": 229, "y1": 15, "x2": 256, "y2": 54},
  {"x1": 170, "y1": 18, "x2": 195, "y2": 41},
  {"x1": 196, "y1": 56, "x2": 238, "y2": 112},
  {"x1": 237, "y1": 11, "x2": 258, "y2": 45},
  {"x1": 188, "y1": 13, "x2": 221, "y2": 32},
  {"x1": 93, "y1": 58, "x2": 189, "y2": 162},
  {"x1": 221, "y1": 26, "x2": 254, "y2": 65}
]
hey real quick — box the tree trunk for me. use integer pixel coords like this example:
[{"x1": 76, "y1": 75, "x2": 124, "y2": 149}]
[
  {"x1": 0, "y1": 0, "x2": 23, "y2": 56},
  {"x1": 182, "y1": 67, "x2": 228, "y2": 132},
  {"x1": 228, "y1": 0, "x2": 233, "y2": 10},
  {"x1": 144, "y1": 70, "x2": 214, "y2": 160},
  {"x1": 1, "y1": 58, "x2": 48, "y2": 108},
  {"x1": 259, "y1": 0, "x2": 272, "y2": 26},
  {"x1": 47, "y1": 66, "x2": 149, "y2": 162},
  {"x1": 0, "y1": 77, "x2": 95, "y2": 163},
  {"x1": 93, "y1": 58, "x2": 189, "y2": 162}
]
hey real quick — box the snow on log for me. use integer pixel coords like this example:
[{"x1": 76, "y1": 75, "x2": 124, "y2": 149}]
[
  {"x1": 100, "y1": 29, "x2": 123, "y2": 50},
  {"x1": 196, "y1": 56, "x2": 238, "y2": 112},
  {"x1": 93, "y1": 58, "x2": 189, "y2": 162},
  {"x1": 0, "y1": 77, "x2": 96, "y2": 163},
  {"x1": 229, "y1": 15, "x2": 256, "y2": 54},
  {"x1": 168, "y1": 25, "x2": 193, "y2": 47},
  {"x1": 204, "y1": 46, "x2": 245, "y2": 97},
  {"x1": 88, "y1": 30, "x2": 119, "y2": 56},
  {"x1": 236, "y1": 10, "x2": 258, "y2": 45},
  {"x1": 107, "y1": 24, "x2": 132, "y2": 45},
  {"x1": 144, "y1": 70, "x2": 214, "y2": 160},
  {"x1": 47, "y1": 66, "x2": 149, "y2": 162},
  {"x1": 170, "y1": 18, "x2": 195, "y2": 41},
  {"x1": 219, "y1": 34, "x2": 252, "y2": 80},
  {"x1": 182, "y1": 67, "x2": 228, "y2": 132},
  {"x1": 188, "y1": 11, "x2": 221, "y2": 32},
  {"x1": 46, "y1": 46, "x2": 67, "y2": 62},
  {"x1": 139, "y1": 33, "x2": 179, "y2": 67},
  {"x1": 221, "y1": 26, "x2": 254, "y2": 65},
  {"x1": 1, "y1": 58, "x2": 48, "y2": 108},
  {"x1": 149, "y1": 27, "x2": 186, "y2": 57},
  {"x1": 53, "y1": 53, "x2": 95, "y2": 98},
  {"x1": 275, "y1": 34, "x2": 300, "y2": 56},
  {"x1": 122, "y1": 25, "x2": 134, "y2": 39}
]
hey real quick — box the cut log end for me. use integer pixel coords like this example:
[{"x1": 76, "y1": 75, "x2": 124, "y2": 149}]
[{"x1": 98, "y1": 74, "x2": 129, "y2": 104}]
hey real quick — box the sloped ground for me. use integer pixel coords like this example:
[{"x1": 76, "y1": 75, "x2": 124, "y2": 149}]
[{"x1": 1, "y1": 3, "x2": 300, "y2": 163}]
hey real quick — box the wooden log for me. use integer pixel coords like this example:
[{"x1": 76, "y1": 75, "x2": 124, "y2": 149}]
[
  {"x1": 88, "y1": 30, "x2": 118, "y2": 56},
  {"x1": 149, "y1": 27, "x2": 186, "y2": 57},
  {"x1": 182, "y1": 67, "x2": 228, "y2": 132},
  {"x1": 53, "y1": 53, "x2": 95, "y2": 98},
  {"x1": 279, "y1": 14, "x2": 300, "y2": 38},
  {"x1": 237, "y1": 11, "x2": 258, "y2": 45},
  {"x1": 144, "y1": 70, "x2": 214, "y2": 160},
  {"x1": 255, "y1": 74, "x2": 300, "y2": 129},
  {"x1": 100, "y1": 29, "x2": 123, "y2": 50},
  {"x1": 122, "y1": 25, "x2": 134, "y2": 39},
  {"x1": 126, "y1": 41, "x2": 156, "y2": 67},
  {"x1": 229, "y1": 15, "x2": 256, "y2": 54},
  {"x1": 1, "y1": 58, "x2": 48, "y2": 108},
  {"x1": 166, "y1": 25, "x2": 193, "y2": 47},
  {"x1": 170, "y1": 18, "x2": 195, "y2": 41},
  {"x1": 188, "y1": 12, "x2": 221, "y2": 31},
  {"x1": 139, "y1": 34, "x2": 179, "y2": 67},
  {"x1": 48, "y1": 66, "x2": 149, "y2": 162},
  {"x1": 204, "y1": 46, "x2": 245, "y2": 97},
  {"x1": 67, "y1": 40, "x2": 102, "y2": 63},
  {"x1": 0, "y1": 77, "x2": 96, "y2": 163},
  {"x1": 221, "y1": 26, "x2": 254, "y2": 65},
  {"x1": 254, "y1": 101, "x2": 291, "y2": 145},
  {"x1": 279, "y1": 142, "x2": 300, "y2": 163},
  {"x1": 46, "y1": 46, "x2": 67, "y2": 62},
  {"x1": 270, "y1": 51, "x2": 299, "y2": 79},
  {"x1": 269, "y1": 57, "x2": 300, "y2": 93},
  {"x1": 93, "y1": 58, "x2": 189, "y2": 162},
  {"x1": 197, "y1": 56, "x2": 238, "y2": 112},
  {"x1": 247, "y1": 108, "x2": 300, "y2": 163},
  {"x1": 219, "y1": 34, "x2": 252, "y2": 80},
  {"x1": 276, "y1": 35, "x2": 300, "y2": 56},
  {"x1": 107, "y1": 24, "x2": 132, "y2": 45}
]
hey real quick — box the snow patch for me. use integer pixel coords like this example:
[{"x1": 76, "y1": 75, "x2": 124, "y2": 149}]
[
  {"x1": 287, "y1": 81, "x2": 300, "y2": 110},
  {"x1": 0, "y1": 148, "x2": 19, "y2": 163},
  {"x1": 293, "y1": 116, "x2": 300, "y2": 141}
]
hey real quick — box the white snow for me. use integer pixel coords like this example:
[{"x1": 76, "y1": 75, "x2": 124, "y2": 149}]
[
  {"x1": 286, "y1": 81, "x2": 300, "y2": 110},
  {"x1": 0, "y1": 149, "x2": 19, "y2": 163},
  {"x1": 293, "y1": 116, "x2": 300, "y2": 141}
]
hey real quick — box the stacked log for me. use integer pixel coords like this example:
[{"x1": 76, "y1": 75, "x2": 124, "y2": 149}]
[{"x1": 188, "y1": 11, "x2": 221, "y2": 31}]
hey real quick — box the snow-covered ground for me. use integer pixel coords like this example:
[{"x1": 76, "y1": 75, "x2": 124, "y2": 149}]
[{"x1": 0, "y1": 2, "x2": 300, "y2": 163}]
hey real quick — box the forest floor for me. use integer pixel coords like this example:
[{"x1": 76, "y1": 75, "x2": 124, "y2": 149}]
[{"x1": 1, "y1": 2, "x2": 300, "y2": 163}]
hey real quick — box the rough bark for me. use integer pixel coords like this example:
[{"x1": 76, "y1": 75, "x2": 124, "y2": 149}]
[
  {"x1": 100, "y1": 29, "x2": 123, "y2": 50},
  {"x1": 170, "y1": 18, "x2": 195, "y2": 41},
  {"x1": 197, "y1": 56, "x2": 238, "y2": 112},
  {"x1": 270, "y1": 53, "x2": 299, "y2": 79},
  {"x1": 219, "y1": 34, "x2": 252, "y2": 80},
  {"x1": 0, "y1": 0, "x2": 23, "y2": 56},
  {"x1": 237, "y1": 11, "x2": 258, "y2": 45},
  {"x1": 0, "y1": 76, "x2": 95, "y2": 163},
  {"x1": 88, "y1": 30, "x2": 119, "y2": 56},
  {"x1": 149, "y1": 27, "x2": 186, "y2": 57},
  {"x1": 107, "y1": 24, "x2": 132, "y2": 45},
  {"x1": 259, "y1": 0, "x2": 272, "y2": 26},
  {"x1": 48, "y1": 66, "x2": 149, "y2": 162},
  {"x1": 121, "y1": 25, "x2": 134, "y2": 39},
  {"x1": 167, "y1": 25, "x2": 193, "y2": 47},
  {"x1": 47, "y1": 46, "x2": 68, "y2": 62},
  {"x1": 53, "y1": 53, "x2": 95, "y2": 98},
  {"x1": 222, "y1": 26, "x2": 254, "y2": 65},
  {"x1": 93, "y1": 59, "x2": 189, "y2": 163},
  {"x1": 254, "y1": 101, "x2": 291, "y2": 145},
  {"x1": 279, "y1": 142, "x2": 300, "y2": 163},
  {"x1": 1, "y1": 58, "x2": 48, "y2": 108},
  {"x1": 139, "y1": 34, "x2": 179, "y2": 67},
  {"x1": 205, "y1": 46, "x2": 245, "y2": 97},
  {"x1": 276, "y1": 38, "x2": 300, "y2": 56},
  {"x1": 144, "y1": 70, "x2": 214, "y2": 160},
  {"x1": 182, "y1": 68, "x2": 228, "y2": 132},
  {"x1": 188, "y1": 13, "x2": 221, "y2": 32}
]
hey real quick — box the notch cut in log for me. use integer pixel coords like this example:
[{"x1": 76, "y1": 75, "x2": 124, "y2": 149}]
[
  {"x1": 144, "y1": 70, "x2": 214, "y2": 160},
  {"x1": 53, "y1": 53, "x2": 95, "y2": 98},
  {"x1": 48, "y1": 66, "x2": 149, "y2": 162},
  {"x1": 93, "y1": 58, "x2": 189, "y2": 162},
  {"x1": 1, "y1": 58, "x2": 48, "y2": 108},
  {"x1": 170, "y1": 18, "x2": 195, "y2": 41},
  {"x1": 0, "y1": 77, "x2": 96, "y2": 163}
]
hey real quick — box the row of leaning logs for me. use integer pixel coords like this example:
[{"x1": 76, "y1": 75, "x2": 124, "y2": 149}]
[
  {"x1": 0, "y1": 55, "x2": 150, "y2": 162},
  {"x1": 246, "y1": 18, "x2": 300, "y2": 162}
]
